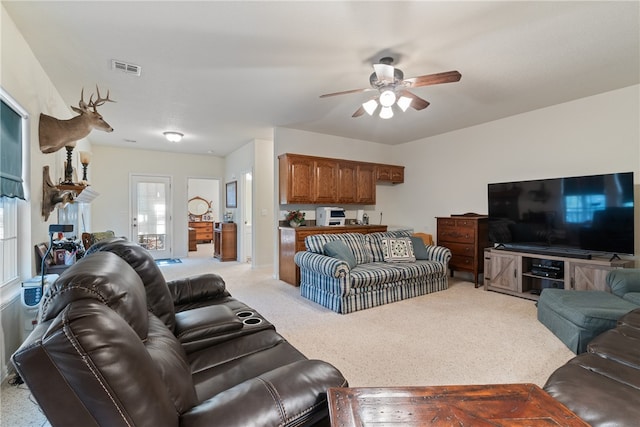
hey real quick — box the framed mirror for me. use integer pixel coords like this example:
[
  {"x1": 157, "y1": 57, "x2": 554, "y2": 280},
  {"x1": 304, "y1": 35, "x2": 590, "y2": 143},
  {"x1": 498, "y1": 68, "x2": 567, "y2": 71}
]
[
  {"x1": 188, "y1": 196, "x2": 210, "y2": 219},
  {"x1": 226, "y1": 181, "x2": 237, "y2": 208}
]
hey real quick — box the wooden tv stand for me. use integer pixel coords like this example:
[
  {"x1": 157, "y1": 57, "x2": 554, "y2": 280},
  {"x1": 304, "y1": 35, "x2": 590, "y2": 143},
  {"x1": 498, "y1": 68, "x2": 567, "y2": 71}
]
[{"x1": 483, "y1": 247, "x2": 633, "y2": 300}]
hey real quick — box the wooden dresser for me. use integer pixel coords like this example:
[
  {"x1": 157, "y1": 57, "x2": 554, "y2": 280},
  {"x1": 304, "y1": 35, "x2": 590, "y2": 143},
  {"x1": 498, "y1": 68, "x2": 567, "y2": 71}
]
[
  {"x1": 214, "y1": 222, "x2": 237, "y2": 261},
  {"x1": 436, "y1": 215, "x2": 488, "y2": 287},
  {"x1": 188, "y1": 228, "x2": 197, "y2": 251},
  {"x1": 279, "y1": 225, "x2": 387, "y2": 286},
  {"x1": 188, "y1": 221, "x2": 213, "y2": 243}
]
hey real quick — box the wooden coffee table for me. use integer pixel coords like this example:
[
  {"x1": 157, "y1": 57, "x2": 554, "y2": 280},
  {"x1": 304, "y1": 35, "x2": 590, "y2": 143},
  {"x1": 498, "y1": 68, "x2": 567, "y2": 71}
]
[{"x1": 328, "y1": 383, "x2": 588, "y2": 426}]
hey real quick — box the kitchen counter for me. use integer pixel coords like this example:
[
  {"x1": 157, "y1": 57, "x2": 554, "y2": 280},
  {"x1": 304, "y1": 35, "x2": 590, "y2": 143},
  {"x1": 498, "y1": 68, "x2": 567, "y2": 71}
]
[{"x1": 278, "y1": 224, "x2": 387, "y2": 286}]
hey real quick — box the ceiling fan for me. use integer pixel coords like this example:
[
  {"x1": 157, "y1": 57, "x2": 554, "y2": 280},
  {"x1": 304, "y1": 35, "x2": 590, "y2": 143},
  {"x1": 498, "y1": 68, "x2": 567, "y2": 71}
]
[{"x1": 319, "y1": 57, "x2": 461, "y2": 119}]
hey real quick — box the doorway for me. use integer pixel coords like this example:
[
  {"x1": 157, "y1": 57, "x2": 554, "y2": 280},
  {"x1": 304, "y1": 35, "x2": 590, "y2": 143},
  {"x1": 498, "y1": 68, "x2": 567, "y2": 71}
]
[
  {"x1": 131, "y1": 174, "x2": 172, "y2": 259},
  {"x1": 188, "y1": 177, "x2": 220, "y2": 258},
  {"x1": 242, "y1": 172, "x2": 253, "y2": 264}
]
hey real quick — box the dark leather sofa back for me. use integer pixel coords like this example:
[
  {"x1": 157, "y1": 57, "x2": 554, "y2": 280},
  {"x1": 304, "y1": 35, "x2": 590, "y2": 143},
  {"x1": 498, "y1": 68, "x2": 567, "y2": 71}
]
[
  {"x1": 13, "y1": 252, "x2": 197, "y2": 427},
  {"x1": 86, "y1": 237, "x2": 177, "y2": 331}
]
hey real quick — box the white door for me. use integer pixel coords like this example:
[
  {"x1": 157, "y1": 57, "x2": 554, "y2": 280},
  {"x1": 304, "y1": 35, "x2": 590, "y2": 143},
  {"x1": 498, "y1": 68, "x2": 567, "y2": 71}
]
[
  {"x1": 242, "y1": 172, "x2": 252, "y2": 264},
  {"x1": 131, "y1": 175, "x2": 172, "y2": 259}
]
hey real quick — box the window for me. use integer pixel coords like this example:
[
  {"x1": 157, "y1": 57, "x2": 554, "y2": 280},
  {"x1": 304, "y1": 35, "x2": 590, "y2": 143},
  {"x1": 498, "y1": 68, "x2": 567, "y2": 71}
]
[
  {"x1": 0, "y1": 197, "x2": 18, "y2": 286},
  {"x1": 1, "y1": 87, "x2": 28, "y2": 290},
  {"x1": 565, "y1": 194, "x2": 606, "y2": 224}
]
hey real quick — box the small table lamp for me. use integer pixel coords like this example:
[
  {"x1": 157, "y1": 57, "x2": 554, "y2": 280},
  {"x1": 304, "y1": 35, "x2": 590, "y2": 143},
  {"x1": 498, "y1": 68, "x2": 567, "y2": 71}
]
[{"x1": 79, "y1": 151, "x2": 92, "y2": 182}]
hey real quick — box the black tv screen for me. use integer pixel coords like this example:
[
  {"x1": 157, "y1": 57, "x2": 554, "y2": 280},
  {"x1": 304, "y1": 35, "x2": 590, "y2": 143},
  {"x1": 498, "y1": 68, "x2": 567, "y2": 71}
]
[{"x1": 488, "y1": 172, "x2": 634, "y2": 255}]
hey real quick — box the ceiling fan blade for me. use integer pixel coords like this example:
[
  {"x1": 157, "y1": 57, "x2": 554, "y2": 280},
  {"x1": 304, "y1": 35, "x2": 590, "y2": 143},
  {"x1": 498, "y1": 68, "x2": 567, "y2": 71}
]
[
  {"x1": 404, "y1": 70, "x2": 462, "y2": 88},
  {"x1": 319, "y1": 87, "x2": 370, "y2": 98},
  {"x1": 373, "y1": 63, "x2": 395, "y2": 82},
  {"x1": 352, "y1": 106, "x2": 365, "y2": 118},
  {"x1": 401, "y1": 91, "x2": 430, "y2": 110}
]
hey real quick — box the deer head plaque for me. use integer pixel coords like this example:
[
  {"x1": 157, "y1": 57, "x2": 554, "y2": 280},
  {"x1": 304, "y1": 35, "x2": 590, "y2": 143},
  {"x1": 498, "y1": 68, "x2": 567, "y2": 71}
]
[
  {"x1": 42, "y1": 166, "x2": 75, "y2": 220},
  {"x1": 39, "y1": 86, "x2": 115, "y2": 154}
]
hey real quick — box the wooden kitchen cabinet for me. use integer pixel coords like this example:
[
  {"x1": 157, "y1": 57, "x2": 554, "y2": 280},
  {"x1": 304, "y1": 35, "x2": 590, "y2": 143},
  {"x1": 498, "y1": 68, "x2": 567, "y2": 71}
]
[
  {"x1": 279, "y1": 153, "x2": 399, "y2": 204},
  {"x1": 337, "y1": 161, "x2": 357, "y2": 203},
  {"x1": 279, "y1": 154, "x2": 315, "y2": 203},
  {"x1": 356, "y1": 163, "x2": 376, "y2": 204},
  {"x1": 337, "y1": 161, "x2": 376, "y2": 204},
  {"x1": 375, "y1": 164, "x2": 404, "y2": 183},
  {"x1": 314, "y1": 158, "x2": 338, "y2": 203}
]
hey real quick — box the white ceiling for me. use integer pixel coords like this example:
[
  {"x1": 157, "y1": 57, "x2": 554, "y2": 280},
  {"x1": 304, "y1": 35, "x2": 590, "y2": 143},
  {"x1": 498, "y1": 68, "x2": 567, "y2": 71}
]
[{"x1": 4, "y1": 1, "x2": 639, "y2": 157}]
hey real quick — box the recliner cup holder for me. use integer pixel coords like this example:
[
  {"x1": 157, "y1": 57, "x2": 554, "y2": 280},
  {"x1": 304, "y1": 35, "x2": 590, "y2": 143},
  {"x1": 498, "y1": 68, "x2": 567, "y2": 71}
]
[
  {"x1": 236, "y1": 311, "x2": 254, "y2": 318},
  {"x1": 236, "y1": 310, "x2": 263, "y2": 326}
]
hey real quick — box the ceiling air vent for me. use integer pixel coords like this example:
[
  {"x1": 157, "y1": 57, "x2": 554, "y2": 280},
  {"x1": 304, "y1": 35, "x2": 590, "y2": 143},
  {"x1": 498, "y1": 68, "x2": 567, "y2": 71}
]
[{"x1": 111, "y1": 59, "x2": 141, "y2": 76}]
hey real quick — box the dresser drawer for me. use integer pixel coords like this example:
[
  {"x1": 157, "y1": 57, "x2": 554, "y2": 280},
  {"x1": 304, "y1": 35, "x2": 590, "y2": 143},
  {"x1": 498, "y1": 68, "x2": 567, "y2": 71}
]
[
  {"x1": 444, "y1": 242, "x2": 475, "y2": 257},
  {"x1": 453, "y1": 219, "x2": 477, "y2": 228},
  {"x1": 438, "y1": 228, "x2": 475, "y2": 244},
  {"x1": 450, "y1": 254, "x2": 474, "y2": 269},
  {"x1": 438, "y1": 218, "x2": 477, "y2": 229}
]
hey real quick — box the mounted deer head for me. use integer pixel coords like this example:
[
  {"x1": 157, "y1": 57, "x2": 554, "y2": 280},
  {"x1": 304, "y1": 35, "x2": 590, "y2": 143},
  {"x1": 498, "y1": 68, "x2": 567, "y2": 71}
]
[
  {"x1": 39, "y1": 86, "x2": 115, "y2": 154},
  {"x1": 42, "y1": 166, "x2": 75, "y2": 220}
]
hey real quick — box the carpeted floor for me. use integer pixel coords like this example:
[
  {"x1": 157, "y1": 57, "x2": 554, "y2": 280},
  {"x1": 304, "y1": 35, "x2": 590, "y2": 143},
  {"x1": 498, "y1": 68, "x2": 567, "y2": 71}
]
[
  {"x1": 161, "y1": 257, "x2": 575, "y2": 388},
  {"x1": 1, "y1": 245, "x2": 575, "y2": 425}
]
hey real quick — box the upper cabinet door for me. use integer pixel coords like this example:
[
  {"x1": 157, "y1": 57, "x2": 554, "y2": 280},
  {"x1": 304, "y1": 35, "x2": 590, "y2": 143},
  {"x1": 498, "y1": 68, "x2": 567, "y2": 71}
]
[
  {"x1": 356, "y1": 163, "x2": 376, "y2": 204},
  {"x1": 279, "y1": 154, "x2": 315, "y2": 203},
  {"x1": 314, "y1": 158, "x2": 338, "y2": 203},
  {"x1": 376, "y1": 165, "x2": 404, "y2": 183},
  {"x1": 337, "y1": 161, "x2": 357, "y2": 203}
]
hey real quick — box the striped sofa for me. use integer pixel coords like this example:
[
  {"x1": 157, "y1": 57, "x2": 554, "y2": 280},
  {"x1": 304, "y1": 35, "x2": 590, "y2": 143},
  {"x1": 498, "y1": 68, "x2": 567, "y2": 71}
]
[{"x1": 294, "y1": 230, "x2": 451, "y2": 314}]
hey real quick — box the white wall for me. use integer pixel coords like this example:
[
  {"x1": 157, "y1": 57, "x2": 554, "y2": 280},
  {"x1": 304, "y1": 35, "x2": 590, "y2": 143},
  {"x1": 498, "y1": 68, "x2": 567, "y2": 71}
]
[
  {"x1": 90, "y1": 145, "x2": 225, "y2": 257},
  {"x1": 254, "y1": 139, "x2": 275, "y2": 268},
  {"x1": 394, "y1": 85, "x2": 639, "y2": 264},
  {"x1": 0, "y1": 5, "x2": 93, "y2": 379},
  {"x1": 224, "y1": 141, "x2": 254, "y2": 263},
  {"x1": 224, "y1": 138, "x2": 276, "y2": 268}
]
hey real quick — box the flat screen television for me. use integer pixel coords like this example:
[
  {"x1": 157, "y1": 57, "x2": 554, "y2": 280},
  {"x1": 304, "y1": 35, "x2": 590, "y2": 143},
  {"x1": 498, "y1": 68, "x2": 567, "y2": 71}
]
[{"x1": 487, "y1": 172, "x2": 634, "y2": 256}]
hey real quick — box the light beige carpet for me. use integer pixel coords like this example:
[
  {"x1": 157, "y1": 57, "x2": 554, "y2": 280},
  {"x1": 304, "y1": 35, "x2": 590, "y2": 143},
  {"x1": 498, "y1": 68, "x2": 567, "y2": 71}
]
[
  {"x1": 1, "y1": 248, "x2": 575, "y2": 426},
  {"x1": 161, "y1": 253, "x2": 575, "y2": 387}
]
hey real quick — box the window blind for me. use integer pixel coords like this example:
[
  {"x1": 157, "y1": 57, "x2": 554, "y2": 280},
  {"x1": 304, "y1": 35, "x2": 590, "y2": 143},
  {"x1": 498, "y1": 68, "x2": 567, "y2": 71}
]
[{"x1": 1, "y1": 99, "x2": 25, "y2": 199}]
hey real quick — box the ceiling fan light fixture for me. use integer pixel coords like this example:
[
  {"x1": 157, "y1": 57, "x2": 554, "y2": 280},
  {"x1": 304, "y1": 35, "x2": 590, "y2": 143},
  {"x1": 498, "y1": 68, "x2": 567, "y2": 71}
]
[
  {"x1": 379, "y1": 106, "x2": 394, "y2": 119},
  {"x1": 362, "y1": 99, "x2": 378, "y2": 115},
  {"x1": 379, "y1": 90, "x2": 396, "y2": 107},
  {"x1": 163, "y1": 131, "x2": 184, "y2": 143},
  {"x1": 397, "y1": 96, "x2": 412, "y2": 112}
]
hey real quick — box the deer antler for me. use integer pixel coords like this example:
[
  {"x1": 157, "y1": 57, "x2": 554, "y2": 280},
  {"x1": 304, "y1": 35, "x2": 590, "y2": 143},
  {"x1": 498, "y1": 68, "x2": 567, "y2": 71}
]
[
  {"x1": 88, "y1": 85, "x2": 116, "y2": 112},
  {"x1": 78, "y1": 88, "x2": 89, "y2": 111}
]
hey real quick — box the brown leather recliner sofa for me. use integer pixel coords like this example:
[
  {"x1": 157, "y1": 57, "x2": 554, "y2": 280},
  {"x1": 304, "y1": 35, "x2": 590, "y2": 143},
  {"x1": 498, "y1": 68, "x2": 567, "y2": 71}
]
[
  {"x1": 12, "y1": 239, "x2": 347, "y2": 427},
  {"x1": 544, "y1": 307, "x2": 640, "y2": 426}
]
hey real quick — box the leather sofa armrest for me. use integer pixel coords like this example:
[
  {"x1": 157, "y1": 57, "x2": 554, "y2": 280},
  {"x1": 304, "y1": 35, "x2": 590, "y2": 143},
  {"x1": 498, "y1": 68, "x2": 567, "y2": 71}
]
[
  {"x1": 174, "y1": 305, "x2": 244, "y2": 352},
  {"x1": 180, "y1": 359, "x2": 348, "y2": 427},
  {"x1": 167, "y1": 274, "x2": 230, "y2": 306}
]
